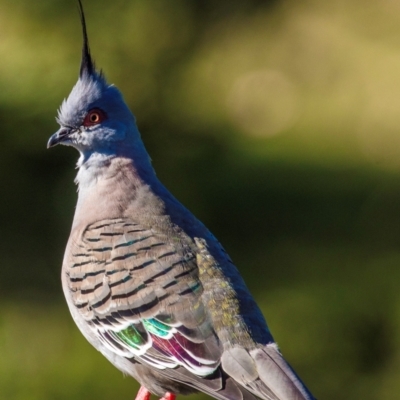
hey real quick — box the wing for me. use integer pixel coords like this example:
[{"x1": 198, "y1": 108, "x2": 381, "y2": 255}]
[
  {"x1": 65, "y1": 217, "x2": 221, "y2": 376},
  {"x1": 194, "y1": 239, "x2": 315, "y2": 400}
]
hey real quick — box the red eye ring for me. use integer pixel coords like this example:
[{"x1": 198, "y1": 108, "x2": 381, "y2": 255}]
[{"x1": 83, "y1": 108, "x2": 107, "y2": 127}]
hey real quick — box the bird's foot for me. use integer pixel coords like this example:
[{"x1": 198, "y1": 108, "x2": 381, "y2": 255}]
[
  {"x1": 135, "y1": 386, "x2": 151, "y2": 400},
  {"x1": 134, "y1": 387, "x2": 176, "y2": 400},
  {"x1": 160, "y1": 393, "x2": 175, "y2": 400}
]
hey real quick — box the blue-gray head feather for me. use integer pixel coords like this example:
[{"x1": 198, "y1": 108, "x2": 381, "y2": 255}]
[
  {"x1": 48, "y1": 0, "x2": 144, "y2": 164},
  {"x1": 77, "y1": 0, "x2": 95, "y2": 79},
  {"x1": 56, "y1": 0, "x2": 109, "y2": 129}
]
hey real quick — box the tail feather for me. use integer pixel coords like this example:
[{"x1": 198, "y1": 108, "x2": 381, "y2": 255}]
[
  {"x1": 250, "y1": 344, "x2": 315, "y2": 400},
  {"x1": 221, "y1": 343, "x2": 315, "y2": 400}
]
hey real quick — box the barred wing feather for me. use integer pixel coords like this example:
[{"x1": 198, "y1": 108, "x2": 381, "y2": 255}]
[{"x1": 66, "y1": 218, "x2": 221, "y2": 376}]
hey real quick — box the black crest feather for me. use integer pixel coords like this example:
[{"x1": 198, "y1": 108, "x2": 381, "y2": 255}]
[{"x1": 77, "y1": 0, "x2": 95, "y2": 78}]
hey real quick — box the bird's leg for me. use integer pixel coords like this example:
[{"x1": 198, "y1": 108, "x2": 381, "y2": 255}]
[
  {"x1": 135, "y1": 386, "x2": 151, "y2": 400},
  {"x1": 159, "y1": 393, "x2": 176, "y2": 400},
  {"x1": 134, "y1": 387, "x2": 175, "y2": 400}
]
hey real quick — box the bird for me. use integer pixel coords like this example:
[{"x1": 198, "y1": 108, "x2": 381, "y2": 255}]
[{"x1": 47, "y1": 2, "x2": 316, "y2": 400}]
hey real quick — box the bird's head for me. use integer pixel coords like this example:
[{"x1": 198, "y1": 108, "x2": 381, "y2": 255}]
[{"x1": 47, "y1": 1, "x2": 139, "y2": 163}]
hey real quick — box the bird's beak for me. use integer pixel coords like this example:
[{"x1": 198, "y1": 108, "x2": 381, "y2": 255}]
[{"x1": 47, "y1": 127, "x2": 72, "y2": 148}]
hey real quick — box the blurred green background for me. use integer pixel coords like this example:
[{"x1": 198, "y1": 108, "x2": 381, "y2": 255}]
[{"x1": 1, "y1": 0, "x2": 400, "y2": 399}]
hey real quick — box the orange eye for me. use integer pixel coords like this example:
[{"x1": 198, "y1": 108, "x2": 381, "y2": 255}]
[{"x1": 83, "y1": 108, "x2": 107, "y2": 126}]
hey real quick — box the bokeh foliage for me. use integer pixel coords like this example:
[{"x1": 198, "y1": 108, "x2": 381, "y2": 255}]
[{"x1": 1, "y1": 0, "x2": 400, "y2": 399}]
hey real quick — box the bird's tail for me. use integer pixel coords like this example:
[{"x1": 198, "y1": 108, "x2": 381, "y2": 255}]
[
  {"x1": 219, "y1": 342, "x2": 315, "y2": 400},
  {"x1": 158, "y1": 342, "x2": 315, "y2": 400},
  {"x1": 248, "y1": 343, "x2": 315, "y2": 400}
]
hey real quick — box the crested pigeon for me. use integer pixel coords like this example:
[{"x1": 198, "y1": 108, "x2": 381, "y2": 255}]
[{"x1": 47, "y1": 2, "x2": 316, "y2": 400}]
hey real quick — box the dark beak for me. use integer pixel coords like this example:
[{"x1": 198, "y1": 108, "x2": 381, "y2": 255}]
[{"x1": 47, "y1": 127, "x2": 72, "y2": 148}]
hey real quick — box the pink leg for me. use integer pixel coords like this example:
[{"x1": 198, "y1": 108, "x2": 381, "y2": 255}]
[
  {"x1": 135, "y1": 386, "x2": 151, "y2": 400},
  {"x1": 160, "y1": 393, "x2": 176, "y2": 400}
]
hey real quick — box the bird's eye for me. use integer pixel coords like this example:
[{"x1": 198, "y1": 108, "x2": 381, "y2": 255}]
[{"x1": 83, "y1": 108, "x2": 107, "y2": 127}]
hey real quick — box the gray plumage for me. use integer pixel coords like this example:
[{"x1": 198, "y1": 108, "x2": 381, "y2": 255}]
[{"x1": 47, "y1": 2, "x2": 315, "y2": 400}]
